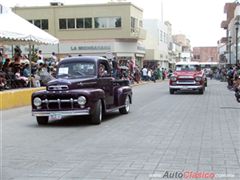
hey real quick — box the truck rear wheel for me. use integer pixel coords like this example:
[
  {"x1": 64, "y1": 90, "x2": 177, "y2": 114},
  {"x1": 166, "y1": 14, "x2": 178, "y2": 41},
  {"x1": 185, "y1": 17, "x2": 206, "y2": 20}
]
[
  {"x1": 119, "y1": 96, "x2": 130, "y2": 114},
  {"x1": 90, "y1": 100, "x2": 102, "y2": 125},
  {"x1": 36, "y1": 116, "x2": 48, "y2": 125}
]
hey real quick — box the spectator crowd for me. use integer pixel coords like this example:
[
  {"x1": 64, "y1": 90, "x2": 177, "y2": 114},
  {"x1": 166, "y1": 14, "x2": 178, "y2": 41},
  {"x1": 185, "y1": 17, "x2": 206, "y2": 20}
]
[{"x1": 0, "y1": 46, "x2": 57, "y2": 90}]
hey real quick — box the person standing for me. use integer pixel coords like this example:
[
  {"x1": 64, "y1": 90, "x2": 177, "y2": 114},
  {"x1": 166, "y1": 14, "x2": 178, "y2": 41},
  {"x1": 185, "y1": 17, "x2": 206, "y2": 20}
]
[{"x1": 142, "y1": 66, "x2": 148, "y2": 81}]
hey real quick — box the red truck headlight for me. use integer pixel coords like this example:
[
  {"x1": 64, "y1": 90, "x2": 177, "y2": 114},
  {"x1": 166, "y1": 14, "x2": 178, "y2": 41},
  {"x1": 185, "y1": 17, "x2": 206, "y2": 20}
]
[
  {"x1": 195, "y1": 76, "x2": 202, "y2": 81},
  {"x1": 170, "y1": 76, "x2": 177, "y2": 81}
]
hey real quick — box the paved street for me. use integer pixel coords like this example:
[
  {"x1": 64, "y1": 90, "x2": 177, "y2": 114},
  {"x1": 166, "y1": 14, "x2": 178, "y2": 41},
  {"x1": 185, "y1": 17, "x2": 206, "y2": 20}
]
[{"x1": 1, "y1": 80, "x2": 240, "y2": 180}]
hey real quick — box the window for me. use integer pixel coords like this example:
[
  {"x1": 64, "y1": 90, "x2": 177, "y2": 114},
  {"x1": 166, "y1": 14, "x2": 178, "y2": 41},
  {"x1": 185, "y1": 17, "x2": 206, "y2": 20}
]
[
  {"x1": 60, "y1": 17, "x2": 92, "y2": 29},
  {"x1": 139, "y1": 20, "x2": 143, "y2": 27},
  {"x1": 131, "y1": 17, "x2": 137, "y2": 32},
  {"x1": 42, "y1": 19, "x2": 48, "y2": 30},
  {"x1": 176, "y1": 65, "x2": 201, "y2": 71},
  {"x1": 76, "y1": 18, "x2": 84, "y2": 28},
  {"x1": 59, "y1": 19, "x2": 67, "y2": 29},
  {"x1": 76, "y1": 18, "x2": 92, "y2": 28},
  {"x1": 67, "y1": 18, "x2": 75, "y2": 29},
  {"x1": 85, "y1": 18, "x2": 92, "y2": 28},
  {"x1": 34, "y1": 20, "x2": 41, "y2": 28},
  {"x1": 58, "y1": 62, "x2": 96, "y2": 78},
  {"x1": 94, "y1": 17, "x2": 121, "y2": 28},
  {"x1": 160, "y1": 31, "x2": 163, "y2": 42},
  {"x1": 29, "y1": 19, "x2": 49, "y2": 30},
  {"x1": 194, "y1": 55, "x2": 201, "y2": 60},
  {"x1": 115, "y1": 17, "x2": 121, "y2": 27}
]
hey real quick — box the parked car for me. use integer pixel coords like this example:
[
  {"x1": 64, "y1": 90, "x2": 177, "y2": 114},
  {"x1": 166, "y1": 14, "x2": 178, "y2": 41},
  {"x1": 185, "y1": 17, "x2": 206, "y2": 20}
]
[
  {"x1": 32, "y1": 56, "x2": 132, "y2": 125},
  {"x1": 169, "y1": 61, "x2": 207, "y2": 94}
]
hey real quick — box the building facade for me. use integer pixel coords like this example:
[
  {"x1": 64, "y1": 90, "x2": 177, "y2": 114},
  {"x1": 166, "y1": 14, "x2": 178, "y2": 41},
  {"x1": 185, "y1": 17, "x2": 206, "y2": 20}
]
[
  {"x1": 192, "y1": 47, "x2": 218, "y2": 63},
  {"x1": 11, "y1": 2, "x2": 146, "y2": 67},
  {"x1": 172, "y1": 34, "x2": 191, "y2": 62},
  {"x1": 220, "y1": 2, "x2": 239, "y2": 65},
  {"x1": 142, "y1": 19, "x2": 170, "y2": 69}
]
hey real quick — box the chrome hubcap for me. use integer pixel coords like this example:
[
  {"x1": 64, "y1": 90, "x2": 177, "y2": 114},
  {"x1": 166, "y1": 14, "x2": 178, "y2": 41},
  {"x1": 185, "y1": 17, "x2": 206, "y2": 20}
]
[{"x1": 125, "y1": 97, "x2": 130, "y2": 112}]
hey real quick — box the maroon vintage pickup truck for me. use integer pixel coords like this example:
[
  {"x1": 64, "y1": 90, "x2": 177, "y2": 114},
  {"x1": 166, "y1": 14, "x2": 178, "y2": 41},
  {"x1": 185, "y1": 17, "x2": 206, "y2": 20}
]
[
  {"x1": 169, "y1": 62, "x2": 207, "y2": 94},
  {"x1": 32, "y1": 56, "x2": 132, "y2": 125}
]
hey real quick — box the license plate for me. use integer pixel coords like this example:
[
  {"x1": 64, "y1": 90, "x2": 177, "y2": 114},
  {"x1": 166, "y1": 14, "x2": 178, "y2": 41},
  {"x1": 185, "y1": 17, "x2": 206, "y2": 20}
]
[{"x1": 49, "y1": 113, "x2": 62, "y2": 120}]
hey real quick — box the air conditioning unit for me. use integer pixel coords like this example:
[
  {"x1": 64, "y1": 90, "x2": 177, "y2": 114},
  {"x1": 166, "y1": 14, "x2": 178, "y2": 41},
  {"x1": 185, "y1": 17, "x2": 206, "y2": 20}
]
[{"x1": 50, "y1": 2, "x2": 64, "y2": 6}]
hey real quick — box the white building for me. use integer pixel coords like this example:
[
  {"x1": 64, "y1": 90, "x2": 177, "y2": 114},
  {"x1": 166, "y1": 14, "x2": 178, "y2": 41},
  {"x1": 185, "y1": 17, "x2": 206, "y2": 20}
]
[{"x1": 143, "y1": 19, "x2": 170, "y2": 69}]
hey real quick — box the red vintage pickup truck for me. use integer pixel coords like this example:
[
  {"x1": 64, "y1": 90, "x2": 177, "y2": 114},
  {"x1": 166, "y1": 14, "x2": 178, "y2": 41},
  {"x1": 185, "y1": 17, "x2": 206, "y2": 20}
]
[{"x1": 169, "y1": 62, "x2": 207, "y2": 94}]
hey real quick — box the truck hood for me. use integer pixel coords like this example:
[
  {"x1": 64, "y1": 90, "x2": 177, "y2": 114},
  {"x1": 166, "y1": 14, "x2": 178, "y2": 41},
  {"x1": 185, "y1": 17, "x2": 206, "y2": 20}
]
[
  {"x1": 47, "y1": 77, "x2": 97, "y2": 90},
  {"x1": 173, "y1": 71, "x2": 202, "y2": 77}
]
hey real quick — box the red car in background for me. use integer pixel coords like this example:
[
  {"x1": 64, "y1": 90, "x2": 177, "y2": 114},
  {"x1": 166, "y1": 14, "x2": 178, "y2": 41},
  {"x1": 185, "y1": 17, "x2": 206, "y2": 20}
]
[{"x1": 169, "y1": 62, "x2": 207, "y2": 94}]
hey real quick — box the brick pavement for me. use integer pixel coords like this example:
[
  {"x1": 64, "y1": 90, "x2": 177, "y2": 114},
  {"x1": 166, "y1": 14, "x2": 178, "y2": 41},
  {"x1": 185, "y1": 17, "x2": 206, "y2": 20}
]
[{"x1": 2, "y1": 79, "x2": 240, "y2": 180}]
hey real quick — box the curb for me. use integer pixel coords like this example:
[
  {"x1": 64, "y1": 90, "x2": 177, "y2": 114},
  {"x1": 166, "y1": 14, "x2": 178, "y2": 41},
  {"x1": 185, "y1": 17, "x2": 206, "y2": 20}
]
[{"x1": 0, "y1": 87, "x2": 45, "y2": 110}]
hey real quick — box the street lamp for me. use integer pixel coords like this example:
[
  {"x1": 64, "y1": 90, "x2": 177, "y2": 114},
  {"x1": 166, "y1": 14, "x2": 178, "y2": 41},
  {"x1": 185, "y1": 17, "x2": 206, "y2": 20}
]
[
  {"x1": 235, "y1": 20, "x2": 240, "y2": 65},
  {"x1": 229, "y1": 36, "x2": 232, "y2": 64}
]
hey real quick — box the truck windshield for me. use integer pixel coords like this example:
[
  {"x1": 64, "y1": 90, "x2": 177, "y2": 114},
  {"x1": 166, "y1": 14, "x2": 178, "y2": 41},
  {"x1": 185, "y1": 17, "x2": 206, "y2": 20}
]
[
  {"x1": 57, "y1": 62, "x2": 96, "y2": 78},
  {"x1": 176, "y1": 65, "x2": 201, "y2": 71}
]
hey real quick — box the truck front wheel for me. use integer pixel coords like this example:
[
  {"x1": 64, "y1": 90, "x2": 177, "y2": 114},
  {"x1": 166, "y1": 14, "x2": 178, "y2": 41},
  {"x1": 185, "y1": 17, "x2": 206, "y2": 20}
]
[
  {"x1": 119, "y1": 96, "x2": 130, "y2": 114},
  {"x1": 90, "y1": 100, "x2": 102, "y2": 125},
  {"x1": 36, "y1": 116, "x2": 48, "y2": 125}
]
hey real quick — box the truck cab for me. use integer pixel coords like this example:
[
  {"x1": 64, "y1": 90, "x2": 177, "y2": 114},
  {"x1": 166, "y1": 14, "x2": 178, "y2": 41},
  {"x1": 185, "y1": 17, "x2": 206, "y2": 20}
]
[{"x1": 32, "y1": 56, "x2": 132, "y2": 125}]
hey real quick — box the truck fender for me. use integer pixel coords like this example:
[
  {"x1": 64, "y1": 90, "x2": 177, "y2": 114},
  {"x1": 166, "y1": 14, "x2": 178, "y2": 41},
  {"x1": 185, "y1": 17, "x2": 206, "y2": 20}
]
[{"x1": 116, "y1": 86, "x2": 132, "y2": 106}]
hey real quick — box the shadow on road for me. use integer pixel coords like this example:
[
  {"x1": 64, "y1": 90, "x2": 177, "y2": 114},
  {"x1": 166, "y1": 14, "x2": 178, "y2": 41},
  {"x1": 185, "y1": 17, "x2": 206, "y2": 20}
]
[
  {"x1": 34, "y1": 111, "x2": 122, "y2": 127},
  {"x1": 173, "y1": 90, "x2": 206, "y2": 95}
]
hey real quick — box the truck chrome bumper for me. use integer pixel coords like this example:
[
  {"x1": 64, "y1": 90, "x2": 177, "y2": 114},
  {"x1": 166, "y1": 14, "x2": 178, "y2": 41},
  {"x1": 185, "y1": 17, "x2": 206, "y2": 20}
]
[
  {"x1": 32, "y1": 109, "x2": 90, "y2": 117},
  {"x1": 169, "y1": 85, "x2": 203, "y2": 89}
]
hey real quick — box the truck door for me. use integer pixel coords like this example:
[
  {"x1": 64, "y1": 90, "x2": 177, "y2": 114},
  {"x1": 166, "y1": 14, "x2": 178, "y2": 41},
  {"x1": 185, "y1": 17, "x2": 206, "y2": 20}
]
[{"x1": 98, "y1": 60, "x2": 114, "y2": 108}]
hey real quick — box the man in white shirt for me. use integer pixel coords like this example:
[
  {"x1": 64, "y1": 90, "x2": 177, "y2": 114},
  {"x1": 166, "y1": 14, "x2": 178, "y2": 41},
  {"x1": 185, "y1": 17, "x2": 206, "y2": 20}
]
[{"x1": 142, "y1": 66, "x2": 148, "y2": 81}]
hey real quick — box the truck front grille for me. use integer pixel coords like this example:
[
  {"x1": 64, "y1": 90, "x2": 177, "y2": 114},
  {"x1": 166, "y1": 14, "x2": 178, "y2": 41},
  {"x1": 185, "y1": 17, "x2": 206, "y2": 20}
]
[
  {"x1": 41, "y1": 98, "x2": 80, "y2": 110},
  {"x1": 48, "y1": 85, "x2": 69, "y2": 91}
]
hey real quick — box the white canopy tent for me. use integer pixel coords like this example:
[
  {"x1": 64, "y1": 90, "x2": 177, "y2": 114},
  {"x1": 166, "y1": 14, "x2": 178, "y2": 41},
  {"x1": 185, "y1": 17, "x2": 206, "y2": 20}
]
[
  {"x1": 0, "y1": 4, "x2": 59, "y2": 45},
  {"x1": 0, "y1": 4, "x2": 59, "y2": 87}
]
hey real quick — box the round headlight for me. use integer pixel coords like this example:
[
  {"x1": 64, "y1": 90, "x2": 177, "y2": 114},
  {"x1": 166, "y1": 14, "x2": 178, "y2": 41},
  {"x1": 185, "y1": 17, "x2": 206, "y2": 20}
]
[
  {"x1": 33, "y1": 97, "x2": 42, "y2": 107},
  {"x1": 77, "y1": 96, "x2": 86, "y2": 105},
  {"x1": 170, "y1": 76, "x2": 177, "y2": 81},
  {"x1": 195, "y1": 77, "x2": 202, "y2": 81}
]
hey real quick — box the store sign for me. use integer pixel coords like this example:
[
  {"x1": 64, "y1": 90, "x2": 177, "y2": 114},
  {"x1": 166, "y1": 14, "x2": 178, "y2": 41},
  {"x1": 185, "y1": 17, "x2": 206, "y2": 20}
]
[
  {"x1": 137, "y1": 46, "x2": 145, "y2": 51},
  {"x1": 70, "y1": 45, "x2": 111, "y2": 51}
]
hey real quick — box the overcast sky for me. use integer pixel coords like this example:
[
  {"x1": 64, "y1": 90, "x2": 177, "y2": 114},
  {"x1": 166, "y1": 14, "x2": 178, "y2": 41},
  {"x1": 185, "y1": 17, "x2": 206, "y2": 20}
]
[{"x1": 0, "y1": 0, "x2": 234, "y2": 47}]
